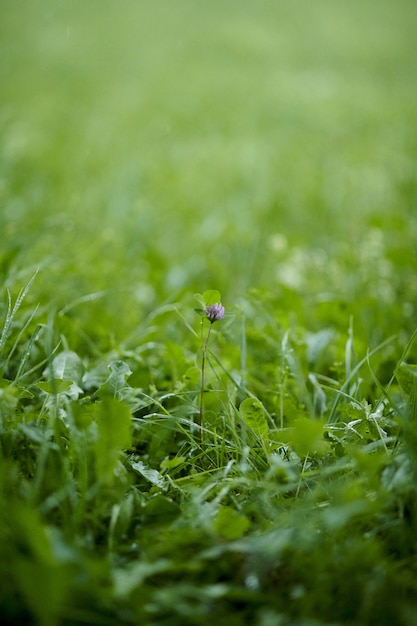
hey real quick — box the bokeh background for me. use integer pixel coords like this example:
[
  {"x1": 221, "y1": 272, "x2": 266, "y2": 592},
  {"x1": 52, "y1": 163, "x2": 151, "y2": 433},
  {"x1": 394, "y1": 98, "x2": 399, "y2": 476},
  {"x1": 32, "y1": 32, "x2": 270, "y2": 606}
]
[{"x1": 1, "y1": 0, "x2": 416, "y2": 343}]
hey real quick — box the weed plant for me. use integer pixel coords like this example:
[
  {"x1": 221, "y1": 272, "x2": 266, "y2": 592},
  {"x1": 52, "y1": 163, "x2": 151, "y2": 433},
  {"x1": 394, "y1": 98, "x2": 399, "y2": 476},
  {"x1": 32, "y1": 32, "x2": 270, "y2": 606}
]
[{"x1": 1, "y1": 1, "x2": 417, "y2": 625}]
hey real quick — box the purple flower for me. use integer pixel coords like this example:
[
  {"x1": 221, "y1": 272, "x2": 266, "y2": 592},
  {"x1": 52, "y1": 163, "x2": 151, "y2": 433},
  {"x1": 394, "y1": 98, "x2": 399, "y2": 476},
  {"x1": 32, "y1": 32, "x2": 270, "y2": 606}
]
[{"x1": 205, "y1": 303, "x2": 225, "y2": 323}]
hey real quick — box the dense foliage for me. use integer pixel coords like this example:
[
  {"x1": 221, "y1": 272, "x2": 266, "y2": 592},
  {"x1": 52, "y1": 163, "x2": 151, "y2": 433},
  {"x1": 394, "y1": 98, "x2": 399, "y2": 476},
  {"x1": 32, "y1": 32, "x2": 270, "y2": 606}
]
[{"x1": 1, "y1": 1, "x2": 417, "y2": 624}]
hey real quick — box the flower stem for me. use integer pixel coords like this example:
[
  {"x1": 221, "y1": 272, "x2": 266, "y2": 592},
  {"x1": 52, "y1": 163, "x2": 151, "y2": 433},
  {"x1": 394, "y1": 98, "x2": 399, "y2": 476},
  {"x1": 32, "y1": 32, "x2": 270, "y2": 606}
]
[{"x1": 199, "y1": 320, "x2": 212, "y2": 442}]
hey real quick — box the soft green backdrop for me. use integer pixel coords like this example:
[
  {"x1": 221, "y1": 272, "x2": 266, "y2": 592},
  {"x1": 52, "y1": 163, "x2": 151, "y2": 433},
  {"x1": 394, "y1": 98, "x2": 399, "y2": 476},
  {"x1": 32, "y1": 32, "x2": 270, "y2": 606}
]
[{"x1": 1, "y1": 0, "x2": 416, "y2": 342}]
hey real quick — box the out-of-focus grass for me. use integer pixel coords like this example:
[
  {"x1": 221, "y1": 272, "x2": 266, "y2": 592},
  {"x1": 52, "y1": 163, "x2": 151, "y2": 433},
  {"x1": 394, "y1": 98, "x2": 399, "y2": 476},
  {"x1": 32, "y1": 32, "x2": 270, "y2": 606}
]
[{"x1": 1, "y1": 0, "x2": 416, "y2": 342}]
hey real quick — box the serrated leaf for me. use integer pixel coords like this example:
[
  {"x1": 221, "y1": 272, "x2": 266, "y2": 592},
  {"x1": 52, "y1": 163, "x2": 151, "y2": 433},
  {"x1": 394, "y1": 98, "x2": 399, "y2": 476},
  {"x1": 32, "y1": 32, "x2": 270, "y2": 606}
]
[
  {"x1": 239, "y1": 397, "x2": 269, "y2": 440},
  {"x1": 98, "y1": 360, "x2": 132, "y2": 397},
  {"x1": 130, "y1": 460, "x2": 167, "y2": 489},
  {"x1": 37, "y1": 380, "x2": 74, "y2": 395}
]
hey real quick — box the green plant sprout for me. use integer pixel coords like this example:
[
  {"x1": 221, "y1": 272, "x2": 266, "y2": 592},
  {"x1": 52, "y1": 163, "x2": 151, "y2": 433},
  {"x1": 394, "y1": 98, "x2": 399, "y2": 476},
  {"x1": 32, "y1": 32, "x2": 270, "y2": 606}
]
[{"x1": 195, "y1": 290, "x2": 225, "y2": 441}]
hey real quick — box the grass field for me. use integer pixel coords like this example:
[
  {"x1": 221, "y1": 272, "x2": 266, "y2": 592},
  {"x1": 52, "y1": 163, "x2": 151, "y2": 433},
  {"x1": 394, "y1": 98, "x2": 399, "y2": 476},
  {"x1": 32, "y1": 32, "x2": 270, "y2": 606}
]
[{"x1": 1, "y1": 1, "x2": 417, "y2": 625}]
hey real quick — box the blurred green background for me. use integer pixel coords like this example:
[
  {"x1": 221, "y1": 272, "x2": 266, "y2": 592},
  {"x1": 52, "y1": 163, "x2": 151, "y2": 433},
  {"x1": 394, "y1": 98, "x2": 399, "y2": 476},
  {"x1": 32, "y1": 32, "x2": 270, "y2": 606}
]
[{"x1": 1, "y1": 0, "x2": 416, "y2": 343}]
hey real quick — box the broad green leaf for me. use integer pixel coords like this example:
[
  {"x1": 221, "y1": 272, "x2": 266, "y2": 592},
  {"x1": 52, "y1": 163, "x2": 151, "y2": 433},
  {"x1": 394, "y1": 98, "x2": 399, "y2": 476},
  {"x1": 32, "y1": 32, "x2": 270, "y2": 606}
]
[
  {"x1": 395, "y1": 363, "x2": 417, "y2": 420},
  {"x1": 71, "y1": 401, "x2": 94, "y2": 430},
  {"x1": 202, "y1": 290, "x2": 221, "y2": 306},
  {"x1": 9, "y1": 504, "x2": 71, "y2": 626},
  {"x1": 283, "y1": 417, "x2": 328, "y2": 456},
  {"x1": 194, "y1": 290, "x2": 222, "y2": 312},
  {"x1": 194, "y1": 293, "x2": 206, "y2": 308},
  {"x1": 0, "y1": 379, "x2": 20, "y2": 414},
  {"x1": 47, "y1": 350, "x2": 84, "y2": 383},
  {"x1": 94, "y1": 397, "x2": 132, "y2": 483},
  {"x1": 239, "y1": 397, "x2": 269, "y2": 440},
  {"x1": 160, "y1": 456, "x2": 186, "y2": 470},
  {"x1": 143, "y1": 494, "x2": 180, "y2": 522},
  {"x1": 183, "y1": 366, "x2": 200, "y2": 386},
  {"x1": 395, "y1": 362, "x2": 417, "y2": 395},
  {"x1": 212, "y1": 506, "x2": 250, "y2": 540}
]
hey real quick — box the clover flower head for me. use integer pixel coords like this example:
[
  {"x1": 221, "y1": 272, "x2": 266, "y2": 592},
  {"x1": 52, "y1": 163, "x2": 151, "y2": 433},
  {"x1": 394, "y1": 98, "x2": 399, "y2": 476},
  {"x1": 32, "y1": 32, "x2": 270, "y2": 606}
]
[{"x1": 205, "y1": 303, "x2": 225, "y2": 323}]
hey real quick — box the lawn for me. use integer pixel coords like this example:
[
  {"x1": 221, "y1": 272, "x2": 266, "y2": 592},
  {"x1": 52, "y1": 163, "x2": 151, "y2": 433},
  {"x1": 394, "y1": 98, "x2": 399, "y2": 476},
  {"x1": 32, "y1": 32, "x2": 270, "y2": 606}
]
[{"x1": 1, "y1": 1, "x2": 417, "y2": 625}]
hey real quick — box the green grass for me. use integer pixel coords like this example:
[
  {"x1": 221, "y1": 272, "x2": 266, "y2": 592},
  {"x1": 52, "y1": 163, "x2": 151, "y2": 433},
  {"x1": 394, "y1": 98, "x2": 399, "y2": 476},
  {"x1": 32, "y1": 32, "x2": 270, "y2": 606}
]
[{"x1": 1, "y1": 1, "x2": 417, "y2": 624}]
